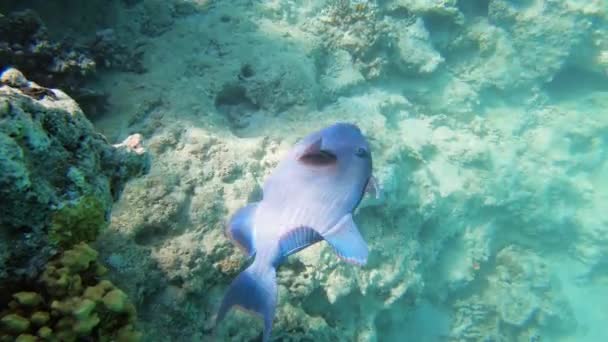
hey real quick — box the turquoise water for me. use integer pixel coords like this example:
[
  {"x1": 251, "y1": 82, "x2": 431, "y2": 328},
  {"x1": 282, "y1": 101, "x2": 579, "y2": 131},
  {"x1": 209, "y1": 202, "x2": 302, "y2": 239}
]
[{"x1": 1, "y1": 0, "x2": 607, "y2": 341}]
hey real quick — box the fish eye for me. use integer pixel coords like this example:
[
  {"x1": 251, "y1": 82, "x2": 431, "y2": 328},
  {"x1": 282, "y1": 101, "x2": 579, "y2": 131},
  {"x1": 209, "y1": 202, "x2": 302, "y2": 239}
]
[{"x1": 355, "y1": 147, "x2": 368, "y2": 158}]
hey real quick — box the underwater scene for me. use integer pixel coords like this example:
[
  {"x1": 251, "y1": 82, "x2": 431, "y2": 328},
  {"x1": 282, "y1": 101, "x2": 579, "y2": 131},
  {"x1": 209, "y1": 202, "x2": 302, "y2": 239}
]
[{"x1": 1, "y1": 0, "x2": 607, "y2": 341}]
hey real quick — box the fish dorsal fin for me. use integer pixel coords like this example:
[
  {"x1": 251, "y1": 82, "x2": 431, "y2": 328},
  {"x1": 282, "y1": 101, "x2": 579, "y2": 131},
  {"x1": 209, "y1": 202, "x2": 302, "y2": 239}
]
[
  {"x1": 298, "y1": 138, "x2": 338, "y2": 167},
  {"x1": 302, "y1": 137, "x2": 322, "y2": 155},
  {"x1": 322, "y1": 214, "x2": 368, "y2": 266},
  {"x1": 278, "y1": 226, "x2": 323, "y2": 262},
  {"x1": 226, "y1": 203, "x2": 258, "y2": 257}
]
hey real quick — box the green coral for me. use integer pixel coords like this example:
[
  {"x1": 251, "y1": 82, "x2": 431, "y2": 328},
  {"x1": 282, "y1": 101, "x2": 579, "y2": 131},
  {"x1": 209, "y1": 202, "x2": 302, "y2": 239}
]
[
  {"x1": 37, "y1": 326, "x2": 52, "y2": 338},
  {"x1": 102, "y1": 289, "x2": 129, "y2": 313},
  {"x1": 0, "y1": 243, "x2": 141, "y2": 342},
  {"x1": 29, "y1": 311, "x2": 49, "y2": 326},
  {"x1": 12, "y1": 293, "x2": 42, "y2": 307},
  {"x1": 49, "y1": 195, "x2": 108, "y2": 248},
  {"x1": 60, "y1": 242, "x2": 98, "y2": 272},
  {"x1": 1, "y1": 314, "x2": 29, "y2": 333},
  {"x1": 15, "y1": 334, "x2": 36, "y2": 342}
]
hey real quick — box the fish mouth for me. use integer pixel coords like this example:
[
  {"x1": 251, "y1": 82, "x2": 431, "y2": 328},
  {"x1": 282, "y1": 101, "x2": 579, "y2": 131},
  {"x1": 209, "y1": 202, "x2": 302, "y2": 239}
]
[{"x1": 298, "y1": 150, "x2": 337, "y2": 166}]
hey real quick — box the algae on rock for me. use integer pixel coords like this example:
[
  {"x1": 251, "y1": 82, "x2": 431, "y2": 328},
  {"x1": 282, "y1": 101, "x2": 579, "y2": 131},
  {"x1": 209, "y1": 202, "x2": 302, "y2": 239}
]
[
  {"x1": 0, "y1": 68, "x2": 149, "y2": 289},
  {"x1": 49, "y1": 195, "x2": 108, "y2": 248}
]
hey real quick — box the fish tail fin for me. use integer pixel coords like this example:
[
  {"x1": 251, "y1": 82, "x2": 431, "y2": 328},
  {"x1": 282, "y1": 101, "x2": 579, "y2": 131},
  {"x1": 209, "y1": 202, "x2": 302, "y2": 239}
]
[{"x1": 215, "y1": 260, "x2": 277, "y2": 342}]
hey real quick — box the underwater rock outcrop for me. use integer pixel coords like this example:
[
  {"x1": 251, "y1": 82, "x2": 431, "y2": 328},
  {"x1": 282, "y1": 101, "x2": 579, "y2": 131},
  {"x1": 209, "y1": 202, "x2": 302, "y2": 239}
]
[
  {"x1": 0, "y1": 8, "x2": 146, "y2": 116},
  {"x1": 450, "y1": 246, "x2": 576, "y2": 341},
  {"x1": 0, "y1": 10, "x2": 99, "y2": 112},
  {"x1": 0, "y1": 68, "x2": 149, "y2": 291}
]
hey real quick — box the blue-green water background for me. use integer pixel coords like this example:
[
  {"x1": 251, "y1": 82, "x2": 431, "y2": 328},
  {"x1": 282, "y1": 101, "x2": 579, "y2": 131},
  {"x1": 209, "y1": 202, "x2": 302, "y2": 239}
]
[{"x1": 1, "y1": 0, "x2": 607, "y2": 341}]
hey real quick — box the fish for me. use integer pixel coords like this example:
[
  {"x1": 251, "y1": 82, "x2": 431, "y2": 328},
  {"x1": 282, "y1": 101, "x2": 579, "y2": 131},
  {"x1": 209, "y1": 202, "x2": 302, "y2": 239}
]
[{"x1": 215, "y1": 122, "x2": 380, "y2": 341}]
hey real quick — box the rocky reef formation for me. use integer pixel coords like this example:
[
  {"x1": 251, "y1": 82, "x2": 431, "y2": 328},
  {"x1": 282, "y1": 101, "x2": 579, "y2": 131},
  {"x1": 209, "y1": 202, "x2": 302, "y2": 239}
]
[
  {"x1": 450, "y1": 246, "x2": 575, "y2": 341},
  {"x1": 0, "y1": 68, "x2": 149, "y2": 302},
  {"x1": 0, "y1": 8, "x2": 145, "y2": 116},
  {"x1": 0, "y1": 10, "x2": 94, "y2": 92}
]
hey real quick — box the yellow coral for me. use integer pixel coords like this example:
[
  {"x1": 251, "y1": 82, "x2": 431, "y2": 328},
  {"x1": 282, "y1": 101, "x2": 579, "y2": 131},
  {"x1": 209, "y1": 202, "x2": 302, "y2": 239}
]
[
  {"x1": 0, "y1": 243, "x2": 141, "y2": 341},
  {"x1": 102, "y1": 289, "x2": 129, "y2": 312},
  {"x1": 29, "y1": 311, "x2": 49, "y2": 326},
  {"x1": 38, "y1": 326, "x2": 52, "y2": 338},
  {"x1": 15, "y1": 334, "x2": 36, "y2": 342},
  {"x1": 83, "y1": 281, "x2": 111, "y2": 302},
  {"x1": 12, "y1": 293, "x2": 41, "y2": 307},
  {"x1": 116, "y1": 324, "x2": 143, "y2": 342},
  {"x1": 73, "y1": 299, "x2": 96, "y2": 320},
  {"x1": 60, "y1": 243, "x2": 98, "y2": 274},
  {"x1": 1, "y1": 314, "x2": 29, "y2": 333}
]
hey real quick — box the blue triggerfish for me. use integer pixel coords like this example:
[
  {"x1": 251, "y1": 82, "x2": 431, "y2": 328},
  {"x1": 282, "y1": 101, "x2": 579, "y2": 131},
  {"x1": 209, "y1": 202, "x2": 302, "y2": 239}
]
[{"x1": 215, "y1": 122, "x2": 380, "y2": 341}]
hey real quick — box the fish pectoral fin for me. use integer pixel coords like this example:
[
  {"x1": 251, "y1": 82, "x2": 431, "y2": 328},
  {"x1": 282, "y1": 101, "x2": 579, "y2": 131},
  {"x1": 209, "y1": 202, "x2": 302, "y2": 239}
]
[
  {"x1": 322, "y1": 214, "x2": 368, "y2": 266},
  {"x1": 226, "y1": 203, "x2": 258, "y2": 257},
  {"x1": 365, "y1": 175, "x2": 383, "y2": 200}
]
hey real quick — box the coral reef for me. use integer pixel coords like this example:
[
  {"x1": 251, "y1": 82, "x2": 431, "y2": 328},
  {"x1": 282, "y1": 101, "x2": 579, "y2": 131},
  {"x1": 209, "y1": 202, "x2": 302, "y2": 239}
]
[
  {"x1": 0, "y1": 68, "x2": 149, "y2": 290},
  {"x1": 306, "y1": 1, "x2": 385, "y2": 78},
  {"x1": 0, "y1": 10, "x2": 99, "y2": 112},
  {"x1": 89, "y1": 28, "x2": 146, "y2": 74},
  {"x1": 0, "y1": 242, "x2": 141, "y2": 342},
  {"x1": 49, "y1": 195, "x2": 108, "y2": 248},
  {"x1": 0, "y1": 8, "x2": 146, "y2": 116},
  {"x1": 2, "y1": 0, "x2": 607, "y2": 341},
  {"x1": 82, "y1": 0, "x2": 608, "y2": 340},
  {"x1": 450, "y1": 246, "x2": 576, "y2": 341}
]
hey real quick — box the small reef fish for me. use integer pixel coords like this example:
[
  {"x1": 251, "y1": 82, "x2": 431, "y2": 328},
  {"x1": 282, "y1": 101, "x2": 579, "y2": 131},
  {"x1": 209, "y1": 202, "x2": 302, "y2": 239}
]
[{"x1": 215, "y1": 122, "x2": 380, "y2": 341}]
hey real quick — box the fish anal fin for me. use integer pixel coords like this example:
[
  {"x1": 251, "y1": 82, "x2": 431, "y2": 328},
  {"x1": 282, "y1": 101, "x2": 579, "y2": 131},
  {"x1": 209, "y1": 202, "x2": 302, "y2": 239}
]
[
  {"x1": 226, "y1": 203, "x2": 257, "y2": 257},
  {"x1": 322, "y1": 214, "x2": 368, "y2": 266}
]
